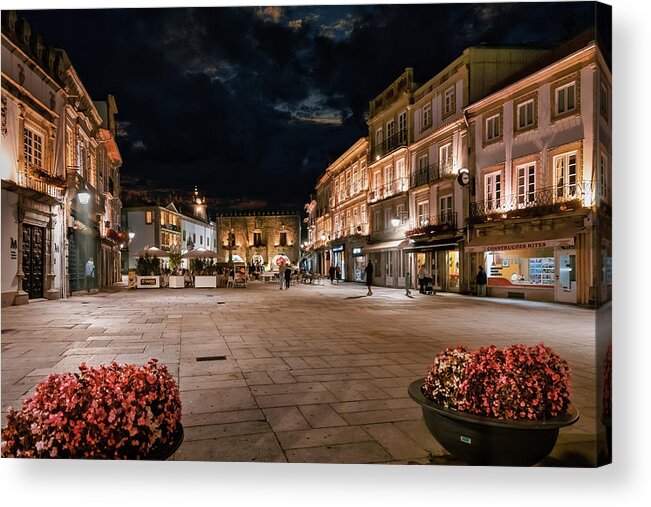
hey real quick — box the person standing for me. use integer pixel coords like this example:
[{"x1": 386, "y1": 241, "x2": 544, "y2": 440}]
[
  {"x1": 364, "y1": 260, "x2": 374, "y2": 296},
  {"x1": 418, "y1": 265, "x2": 427, "y2": 294},
  {"x1": 329, "y1": 264, "x2": 335, "y2": 284},
  {"x1": 278, "y1": 263, "x2": 286, "y2": 290},
  {"x1": 335, "y1": 264, "x2": 341, "y2": 283},
  {"x1": 476, "y1": 265, "x2": 487, "y2": 297},
  {"x1": 405, "y1": 271, "x2": 412, "y2": 296},
  {"x1": 284, "y1": 265, "x2": 292, "y2": 290},
  {"x1": 85, "y1": 257, "x2": 95, "y2": 293}
]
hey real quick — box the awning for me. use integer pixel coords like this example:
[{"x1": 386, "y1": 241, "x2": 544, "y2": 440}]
[
  {"x1": 404, "y1": 236, "x2": 464, "y2": 253},
  {"x1": 362, "y1": 239, "x2": 408, "y2": 253},
  {"x1": 465, "y1": 230, "x2": 577, "y2": 253}
]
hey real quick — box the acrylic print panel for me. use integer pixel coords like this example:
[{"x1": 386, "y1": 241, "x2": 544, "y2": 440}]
[{"x1": 0, "y1": 2, "x2": 611, "y2": 467}]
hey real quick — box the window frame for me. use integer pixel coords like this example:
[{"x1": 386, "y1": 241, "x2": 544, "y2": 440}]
[
  {"x1": 145, "y1": 211, "x2": 153, "y2": 225},
  {"x1": 485, "y1": 113, "x2": 501, "y2": 143},
  {"x1": 439, "y1": 195, "x2": 453, "y2": 222},
  {"x1": 484, "y1": 171, "x2": 502, "y2": 211},
  {"x1": 516, "y1": 162, "x2": 536, "y2": 206},
  {"x1": 600, "y1": 82, "x2": 609, "y2": 121},
  {"x1": 553, "y1": 151, "x2": 578, "y2": 199},
  {"x1": 421, "y1": 103, "x2": 432, "y2": 131},
  {"x1": 554, "y1": 81, "x2": 577, "y2": 116},
  {"x1": 516, "y1": 98, "x2": 535, "y2": 131},
  {"x1": 23, "y1": 125, "x2": 45, "y2": 168},
  {"x1": 443, "y1": 86, "x2": 455, "y2": 116}
]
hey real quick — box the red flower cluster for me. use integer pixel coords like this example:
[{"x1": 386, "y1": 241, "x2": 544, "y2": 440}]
[
  {"x1": 422, "y1": 346, "x2": 471, "y2": 408},
  {"x1": 602, "y1": 343, "x2": 612, "y2": 421},
  {"x1": 422, "y1": 343, "x2": 572, "y2": 420},
  {"x1": 1, "y1": 359, "x2": 181, "y2": 459}
]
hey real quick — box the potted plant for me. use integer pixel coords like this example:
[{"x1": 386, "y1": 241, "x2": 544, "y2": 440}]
[
  {"x1": 601, "y1": 343, "x2": 612, "y2": 459},
  {"x1": 136, "y1": 254, "x2": 161, "y2": 288},
  {"x1": 1, "y1": 359, "x2": 183, "y2": 460},
  {"x1": 168, "y1": 248, "x2": 184, "y2": 289},
  {"x1": 193, "y1": 258, "x2": 217, "y2": 288},
  {"x1": 408, "y1": 343, "x2": 579, "y2": 466}
]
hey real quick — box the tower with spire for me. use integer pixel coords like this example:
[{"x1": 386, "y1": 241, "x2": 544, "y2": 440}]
[{"x1": 193, "y1": 185, "x2": 207, "y2": 221}]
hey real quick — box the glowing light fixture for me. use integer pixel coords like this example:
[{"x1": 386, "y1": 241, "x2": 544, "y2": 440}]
[
  {"x1": 77, "y1": 184, "x2": 91, "y2": 205},
  {"x1": 391, "y1": 217, "x2": 401, "y2": 228},
  {"x1": 128, "y1": 231, "x2": 136, "y2": 240},
  {"x1": 321, "y1": 233, "x2": 327, "y2": 241}
]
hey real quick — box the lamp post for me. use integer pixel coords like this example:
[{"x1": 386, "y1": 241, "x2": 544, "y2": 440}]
[{"x1": 77, "y1": 183, "x2": 91, "y2": 205}]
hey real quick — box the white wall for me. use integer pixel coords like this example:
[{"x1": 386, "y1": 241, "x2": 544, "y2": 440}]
[
  {"x1": 125, "y1": 211, "x2": 155, "y2": 268},
  {"x1": 1, "y1": 189, "x2": 19, "y2": 295},
  {"x1": 181, "y1": 218, "x2": 216, "y2": 251}
]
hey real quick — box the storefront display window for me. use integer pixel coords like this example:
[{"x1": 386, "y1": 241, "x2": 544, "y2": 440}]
[
  {"x1": 485, "y1": 247, "x2": 555, "y2": 286},
  {"x1": 448, "y1": 250, "x2": 459, "y2": 289}
]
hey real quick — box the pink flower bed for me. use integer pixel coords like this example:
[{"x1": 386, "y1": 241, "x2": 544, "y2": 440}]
[
  {"x1": 1, "y1": 359, "x2": 181, "y2": 459},
  {"x1": 422, "y1": 343, "x2": 572, "y2": 420}
]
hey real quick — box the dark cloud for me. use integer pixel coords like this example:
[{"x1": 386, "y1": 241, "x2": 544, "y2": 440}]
[{"x1": 18, "y1": 3, "x2": 603, "y2": 211}]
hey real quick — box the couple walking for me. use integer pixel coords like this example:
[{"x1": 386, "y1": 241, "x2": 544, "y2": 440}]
[{"x1": 278, "y1": 263, "x2": 292, "y2": 290}]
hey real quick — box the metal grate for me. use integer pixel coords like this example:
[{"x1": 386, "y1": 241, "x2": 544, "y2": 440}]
[{"x1": 196, "y1": 355, "x2": 227, "y2": 362}]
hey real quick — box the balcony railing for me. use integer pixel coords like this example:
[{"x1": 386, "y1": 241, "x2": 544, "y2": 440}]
[
  {"x1": 372, "y1": 129, "x2": 408, "y2": 160},
  {"x1": 161, "y1": 223, "x2": 180, "y2": 232},
  {"x1": 470, "y1": 181, "x2": 593, "y2": 224},
  {"x1": 368, "y1": 177, "x2": 409, "y2": 203},
  {"x1": 409, "y1": 158, "x2": 454, "y2": 188},
  {"x1": 22, "y1": 175, "x2": 65, "y2": 201},
  {"x1": 406, "y1": 211, "x2": 457, "y2": 237}
]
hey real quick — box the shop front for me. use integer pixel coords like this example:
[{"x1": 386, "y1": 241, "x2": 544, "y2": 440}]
[
  {"x1": 351, "y1": 246, "x2": 366, "y2": 282},
  {"x1": 466, "y1": 234, "x2": 581, "y2": 303},
  {"x1": 362, "y1": 239, "x2": 408, "y2": 288},
  {"x1": 405, "y1": 237, "x2": 464, "y2": 292},
  {"x1": 331, "y1": 244, "x2": 345, "y2": 281}
]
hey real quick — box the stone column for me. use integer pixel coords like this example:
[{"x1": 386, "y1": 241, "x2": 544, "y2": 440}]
[
  {"x1": 46, "y1": 212, "x2": 59, "y2": 299},
  {"x1": 15, "y1": 203, "x2": 29, "y2": 305}
]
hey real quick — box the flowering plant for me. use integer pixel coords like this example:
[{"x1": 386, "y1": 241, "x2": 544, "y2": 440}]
[
  {"x1": 602, "y1": 343, "x2": 612, "y2": 422},
  {"x1": 1, "y1": 359, "x2": 181, "y2": 459},
  {"x1": 422, "y1": 343, "x2": 571, "y2": 421}
]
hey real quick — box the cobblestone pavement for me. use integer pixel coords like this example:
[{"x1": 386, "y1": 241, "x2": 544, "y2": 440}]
[{"x1": 1, "y1": 280, "x2": 607, "y2": 465}]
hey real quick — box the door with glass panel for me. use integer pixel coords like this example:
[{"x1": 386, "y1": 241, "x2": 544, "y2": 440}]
[
  {"x1": 554, "y1": 152, "x2": 578, "y2": 201},
  {"x1": 555, "y1": 249, "x2": 577, "y2": 303}
]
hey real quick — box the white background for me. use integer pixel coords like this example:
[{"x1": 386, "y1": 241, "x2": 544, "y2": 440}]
[{"x1": 0, "y1": 0, "x2": 648, "y2": 505}]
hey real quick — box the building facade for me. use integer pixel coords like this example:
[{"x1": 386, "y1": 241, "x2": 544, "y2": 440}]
[
  {"x1": 215, "y1": 211, "x2": 301, "y2": 270},
  {"x1": 1, "y1": 11, "x2": 123, "y2": 305},
  {"x1": 465, "y1": 36, "x2": 611, "y2": 305},
  {"x1": 364, "y1": 69, "x2": 415, "y2": 288}
]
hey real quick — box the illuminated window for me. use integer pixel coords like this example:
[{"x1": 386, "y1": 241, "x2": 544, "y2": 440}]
[
  {"x1": 516, "y1": 163, "x2": 536, "y2": 205},
  {"x1": 145, "y1": 211, "x2": 153, "y2": 224},
  {"x1": 439, "y1": 143, "x2": 452, "y2": 173},
  {"x1": 421, "y1": 104, "x2": 432, "y2": 131},
  {"x1": 439, "y1": 195, "x2": 453, "y2": 222},
  {"x1": 554, "y1": 152, "x2": 577, "y2": 199},
  {"x1": 24, "y1": 127, "x2": 43, "y2": 167},
  {"x1": 485, "y1": 172, "x2": 502, "y2": 211}
]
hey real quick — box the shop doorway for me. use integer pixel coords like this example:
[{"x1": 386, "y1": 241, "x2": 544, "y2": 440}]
[
  {"x1": 447, "y1": 249, "x2": 460, "y2": 292},
  {"x1": 22, "y1": 224, "x2": 45, "y2": 299},
  {"x1": 555, "y1": 249, "x2": 577, "y2": 303}
]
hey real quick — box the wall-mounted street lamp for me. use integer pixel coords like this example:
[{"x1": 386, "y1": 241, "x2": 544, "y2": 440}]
[
  {"x1": 320, "y1": 233, "x2": 327, "y2": 242},
  {"x1": 391, "y1": 217, "x2": 401, "y2": 228},
  {"x1": 128, "y1": 231, "x2": 135, "y2": 240},
  {"x1": 77, "y1": 183, "x2": 91, "y2": 204}
]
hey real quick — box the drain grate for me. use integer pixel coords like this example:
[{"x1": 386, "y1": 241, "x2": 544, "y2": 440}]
[
  {"x1": 196, "y1": 355, "x2": 227, "y2": 362},
  {"x1": 2, "y1": 328, "x2": 16, "y2": 333},
  {"x1": 217, "y1": 301, "x2": 225, "y2": 304},
  {"x1": 206, "y1": 295, "x2": 214, "y2": 297}
]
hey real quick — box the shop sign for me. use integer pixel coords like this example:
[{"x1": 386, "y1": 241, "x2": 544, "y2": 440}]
[
  {"x1": 467, "y1": 238, "x2": 574, "y2": 253},
  {"x1": 139, "y1": 277, "x2": 158, "y2": 286},
  {"x1": 352, "y1": 247, "x2": 363, "y2": 256},
  {"x1": 332, "y1": 245, "x2": 344, "y2": 252}
]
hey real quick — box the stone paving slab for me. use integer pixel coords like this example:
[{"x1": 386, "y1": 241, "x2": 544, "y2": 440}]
[{"x1": 1, "y1": 282, "x2": 605, "y2": 465}]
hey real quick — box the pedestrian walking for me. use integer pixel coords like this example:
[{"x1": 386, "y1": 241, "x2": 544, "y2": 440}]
[
  {"x1": 335, "y1": 264, "x2": 341, "y2": 283},
  {"x1": 418, "y1": 265, "x2": 427, "y2": 294},
  {"x1": 85, "y1": 257, "x2": 95, "y2": 293},
  {"x1": 476, "y1": 265, "x2": 487, "y2": 297},
  {"x1": 284, "y1": 265, "x2": 292, "y2": 290},
  {"x1": 365, "y1": 260, "x2": 374, "y2": 296},
  {"x1": 279, "y1": 263, "x2": 286, "y2": 290},
  {"x1": 405, "y1": 271, "x2": 412, "y2": 296},
  {"x1": 329, "y1": 264, "x2": 335, "y2": 284}
]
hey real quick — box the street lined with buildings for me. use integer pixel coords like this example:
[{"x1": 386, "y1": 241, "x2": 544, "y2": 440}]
[{"x1": 0, "y1": 281, "x2": 606, "y2": 465}]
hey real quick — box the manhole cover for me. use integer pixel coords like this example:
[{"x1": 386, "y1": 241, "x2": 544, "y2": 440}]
[{"x1": 196, "y1": 355, "x2": 227, "y2": 362}]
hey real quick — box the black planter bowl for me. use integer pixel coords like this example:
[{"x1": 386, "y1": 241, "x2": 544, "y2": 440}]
[
  {"x1": 408, "y1": 379, "x2": 579, "y2": 466},
  {"x1": 143, "y1": 423, "x2": 184, "y2": 461}
]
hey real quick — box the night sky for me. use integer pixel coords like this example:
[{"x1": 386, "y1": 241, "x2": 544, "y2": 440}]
[{"x1": 18, "y1": 3, "x2": 605, "y2": 211}]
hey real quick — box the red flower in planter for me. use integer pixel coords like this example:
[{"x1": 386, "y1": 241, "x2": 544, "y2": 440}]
[{"x1": 1, "y1": 359, "x2": 181, "y2": 459}]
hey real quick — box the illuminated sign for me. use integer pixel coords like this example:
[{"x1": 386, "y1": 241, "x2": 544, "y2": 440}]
[
  {"x1": 332, "y1": 246, "x2": 344, "y2": 252},
  {"x1": 352, "y1": 247, "x2": 363, "y2": 255},
  {"x1": 139, "y1": 277, "x2": 158, "y2": 285}
]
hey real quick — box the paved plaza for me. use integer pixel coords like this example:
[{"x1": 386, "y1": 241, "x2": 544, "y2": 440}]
[{"x1": 1, "y1": 281, "x2": 606, "y2": 465}]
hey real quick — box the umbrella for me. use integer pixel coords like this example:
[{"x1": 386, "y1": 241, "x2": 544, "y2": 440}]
[
  {"x1": 134, "y1": 246, "x2": 170, "y2": 258},
  {"x1": 182, "y1": 248, "x2": 220, "y2": 259}
]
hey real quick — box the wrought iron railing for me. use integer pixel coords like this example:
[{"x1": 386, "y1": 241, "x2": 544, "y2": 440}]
[
  {"x1": 409, "y1": 158, "x2": 454, "y2": 188},
  {"x1": 470, "y1": 181, "x2": 593, "y2": 223},
  {"x1": 372, "y1": 129, "x2": 408, "y2": 159},
  {"x1": 22, "y1": 175, "x2": 65, "y2": 200},
  {"x1": 368, "y1": 177, "x2": 409, "y2": 203},
  {"x1": 406, "y1": 211, "x2": 457, "y2": 237}
]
